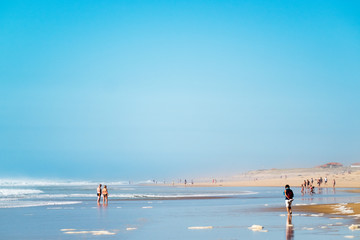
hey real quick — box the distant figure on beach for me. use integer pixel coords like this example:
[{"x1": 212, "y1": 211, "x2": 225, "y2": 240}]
[
  {"x1": 333, "y1": 179, "x2": 336, "y2": 188},
  {"x1": 97, "y1": 184, "x2": 102, "y2": 203},
  {"x1": 310, "y1": 185, "x2": 315, "y2": 194},
  {"x1": 284, "y1": 185, "x2": 294, "y2": 215},
  {"x1": 102, "y1": 185, "x2": 108, "y2": 204}
]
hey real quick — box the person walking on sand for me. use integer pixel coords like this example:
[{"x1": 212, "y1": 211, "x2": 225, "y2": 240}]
[
  {"x1": 284, "y1": 184, "x2": 294, "y2": 215},
  {"x1": 102, "y1": 185, "x2": 108, "y2": 204},
  {"x1": 97, "y1": 184, "x2": 102, "y2": 203}
]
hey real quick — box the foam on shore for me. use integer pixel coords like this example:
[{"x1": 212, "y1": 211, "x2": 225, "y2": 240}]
[
  {"x1": 62, "y1": 229, "x2": 116, "y2": 235},
  {"x1": 188, "y1": 226, "x2": 213, "y2": 230}
]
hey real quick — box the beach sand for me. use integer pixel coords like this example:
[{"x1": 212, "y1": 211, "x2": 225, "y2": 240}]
[
  {"x1": 181, "y1": 166, "x2": 360, "y2": 188},
  {"x1": 268, "y1": 203, "x2": 360, "y2": 223},
  {"x1": 294, "y1": 203, "x2": 360, "y2": 220}
]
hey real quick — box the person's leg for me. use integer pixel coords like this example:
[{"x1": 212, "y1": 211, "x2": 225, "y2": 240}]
[
  {"x1": 286, "y1": 200, "x2": 290, "y2": 214},
  {"x1": 289, "y1": 200, "x2": 292, "y2": 214}
]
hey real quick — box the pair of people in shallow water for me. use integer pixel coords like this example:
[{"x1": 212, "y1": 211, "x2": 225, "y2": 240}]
[{"x1": 97, "y1": 184, "x2": 108, "y2": 204}]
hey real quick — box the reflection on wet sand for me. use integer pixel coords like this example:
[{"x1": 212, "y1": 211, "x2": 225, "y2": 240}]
[{"x1": 286, "y1": 214, "x2": 294, "y2": 240}]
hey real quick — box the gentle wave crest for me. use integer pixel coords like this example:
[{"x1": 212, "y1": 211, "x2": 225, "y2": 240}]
[
  {"x1": 0, "y1": 189, "x2": 44, "y2": 197},
  {"x1": 0, "y1": 191, "x2": 257, "y2": 199},
  {"x1": 0, "y1": 201, "x2": 82, "y2": 209},
  {"x1": 0, "y1": 179, "x2": 129, "y2": 187}
]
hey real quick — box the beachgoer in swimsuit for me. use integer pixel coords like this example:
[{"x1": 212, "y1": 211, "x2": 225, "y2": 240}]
[
  {"x1": 97, "y1": 184, "x2": 102, "y2": 203},
  {"x1": 284, "y1": 184, "x2": 294, "y2": 215},
  {"x1": 102, "y1": 185, "x2": 108, "y2": 204},
  {"x1": 301, "y1": 184, "x2": 304, "y2": 194},
  {"x1": 310, "y1": 185, "x2": 315, "y2": 194}
]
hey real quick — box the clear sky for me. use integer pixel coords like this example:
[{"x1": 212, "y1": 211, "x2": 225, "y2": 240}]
[{"x1": 1, "y1": 0, "x2": 359, "y2": 180}]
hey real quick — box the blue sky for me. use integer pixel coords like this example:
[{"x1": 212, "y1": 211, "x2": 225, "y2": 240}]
[{"x1": 1, "y1": 0, "x2": 359, "y2": 180}]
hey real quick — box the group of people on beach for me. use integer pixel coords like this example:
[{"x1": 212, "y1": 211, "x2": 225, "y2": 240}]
[
  {"x1": 300, "y1": 177, "x2": 336, "y2": 195},
  {"x1": 96, "y1": 184, "x2": 108, "y2": 204},
  {"x1": 284, "y1": 176, "x2": 338, "y2": 216}
]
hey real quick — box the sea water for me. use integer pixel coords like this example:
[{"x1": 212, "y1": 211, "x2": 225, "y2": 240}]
[{"x1": 0, "y1": 179, "x2": 360, "y2": 240}]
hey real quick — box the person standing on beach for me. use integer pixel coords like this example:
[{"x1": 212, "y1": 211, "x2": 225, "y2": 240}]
[
  {"x1": 284, "y1": 185, "x2": 294, "y2": 215},
  {"x1": 301, "y1": 184, "x2": 304, "y2": 195},
  {"x1": 97, "y1": 184, "x2": 102, "y2": 203},
  {"x1": 333, "y1": 179, "x2": 336, "y2": 188},
  {"x1": 102, "y1": 185, "x2": 108, "y2": 204}
]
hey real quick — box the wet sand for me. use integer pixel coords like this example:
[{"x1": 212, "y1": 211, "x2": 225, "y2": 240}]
[{"x1": 294, "y1": 203, "x2": 360, "y2": 223}]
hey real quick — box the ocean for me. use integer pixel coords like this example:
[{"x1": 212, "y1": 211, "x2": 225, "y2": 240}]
[{"x1": 0, "y1": 179, "x2": 359, "y2": 240}]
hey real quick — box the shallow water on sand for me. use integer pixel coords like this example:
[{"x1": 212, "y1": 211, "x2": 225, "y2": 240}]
[{"x1": 1, "y1": 183, "x2": 360, "y2": 240}]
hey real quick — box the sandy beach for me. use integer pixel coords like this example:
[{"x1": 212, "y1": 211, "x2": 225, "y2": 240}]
[{"x1": 183, "y1": 166, "x2": 360, "y2": 188}]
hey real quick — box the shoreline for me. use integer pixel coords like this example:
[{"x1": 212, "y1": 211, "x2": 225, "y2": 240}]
[
  {"x1": 145, "y1": 166, "x2": 360, "y2": 225},
  {"x1": 147, "y1": 166, "x2": 360, "y2": 188},
  {"x1": 293, "y1": 203, "x2": 360, "y2": 225}
]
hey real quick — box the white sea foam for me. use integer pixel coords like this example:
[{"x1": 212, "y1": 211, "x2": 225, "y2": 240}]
[
  {"x1": 0, "y1": 201, "x2": 81, "y2": 209},
  {"x1": 1, "y1": 192, "x2": 256, "y2": 200},
  {"x1": 0, "y1": 189, "x2": 43, "y2": 197},
  {"x1": 188, "y1": 226, "x2": 213, "y2": 230},
  {"x1": 30, "y1": 194, "x2": 94, "y2": 199},
  {"x1": 333, "y1": 205, "x2": 354, "y2": 214},
  {"x1": 63, "y1": 230, "x2": 116, "y2": 235},
  {"x1": 107, "y1": 192, "x2": 257, "y2": 199},
  {"x1": 0, "y1": 178, "x2": 128, "y2": 187},
  {"x1": 126, "y1": 227, "x2": 137, "y2": 231}
]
